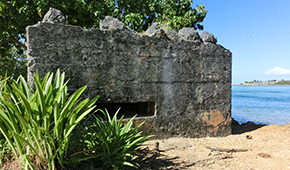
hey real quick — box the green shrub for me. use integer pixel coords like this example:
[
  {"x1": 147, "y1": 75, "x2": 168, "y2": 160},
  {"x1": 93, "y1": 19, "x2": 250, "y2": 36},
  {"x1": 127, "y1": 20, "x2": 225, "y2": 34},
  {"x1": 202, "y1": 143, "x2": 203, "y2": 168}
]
[
  {"x1": 0, "y1": 69, "x2": 98, "y2": 170},
  {"x1": 77, "y1": 109, "x2": 153, "y2": 169}
]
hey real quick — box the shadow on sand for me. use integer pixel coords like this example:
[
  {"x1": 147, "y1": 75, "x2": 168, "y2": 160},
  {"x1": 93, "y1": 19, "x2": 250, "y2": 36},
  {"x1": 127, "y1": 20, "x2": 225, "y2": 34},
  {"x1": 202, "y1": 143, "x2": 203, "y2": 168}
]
[{"x1": 131, "y1": 147, "x2": 180, "y2": 170}]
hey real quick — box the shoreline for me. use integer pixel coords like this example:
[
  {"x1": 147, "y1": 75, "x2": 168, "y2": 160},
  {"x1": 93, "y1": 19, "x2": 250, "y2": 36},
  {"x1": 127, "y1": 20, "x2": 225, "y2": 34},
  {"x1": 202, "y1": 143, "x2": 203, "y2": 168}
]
[{"x1": 232, "y1": 85, "x2": 290, "y2": 125}]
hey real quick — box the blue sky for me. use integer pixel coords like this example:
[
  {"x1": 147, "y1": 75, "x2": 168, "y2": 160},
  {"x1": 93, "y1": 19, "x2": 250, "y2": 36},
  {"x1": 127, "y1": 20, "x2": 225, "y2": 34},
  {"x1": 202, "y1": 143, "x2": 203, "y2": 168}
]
[{"x1": 193, "y1": 0, "x2": 290, "y2": 84}]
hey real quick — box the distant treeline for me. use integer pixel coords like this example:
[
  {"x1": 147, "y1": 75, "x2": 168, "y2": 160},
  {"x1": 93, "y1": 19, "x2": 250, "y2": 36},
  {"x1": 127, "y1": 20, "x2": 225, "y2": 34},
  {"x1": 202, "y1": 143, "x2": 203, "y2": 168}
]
[
  {"x1": 241, "y1": 79, "x2": 290, "y2": 85},
  {"x1": 275, "y1": 80, "x2": 290, "y2": 85}
]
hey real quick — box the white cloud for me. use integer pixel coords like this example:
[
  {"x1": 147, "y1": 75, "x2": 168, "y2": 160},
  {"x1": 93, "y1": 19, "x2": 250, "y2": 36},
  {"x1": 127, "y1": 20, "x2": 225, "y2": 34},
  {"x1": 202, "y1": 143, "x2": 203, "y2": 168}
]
[{"x1": 265, "y1": 66, "x2": 290, "y2": 76}]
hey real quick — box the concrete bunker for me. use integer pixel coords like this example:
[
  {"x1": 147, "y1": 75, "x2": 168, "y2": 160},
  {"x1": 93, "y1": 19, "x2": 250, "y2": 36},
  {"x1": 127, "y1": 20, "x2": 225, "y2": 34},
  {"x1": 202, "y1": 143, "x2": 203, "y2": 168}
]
[{"x1": 26, "y1": 8, "x2": 232, "y2": 138}]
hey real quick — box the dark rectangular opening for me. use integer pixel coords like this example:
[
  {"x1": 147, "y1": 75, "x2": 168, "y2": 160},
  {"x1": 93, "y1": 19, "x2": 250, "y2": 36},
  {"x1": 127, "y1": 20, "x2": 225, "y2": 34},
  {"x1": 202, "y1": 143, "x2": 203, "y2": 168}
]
[{"x1": 96, "y1": 102, "x2": 155, "y2": 119}]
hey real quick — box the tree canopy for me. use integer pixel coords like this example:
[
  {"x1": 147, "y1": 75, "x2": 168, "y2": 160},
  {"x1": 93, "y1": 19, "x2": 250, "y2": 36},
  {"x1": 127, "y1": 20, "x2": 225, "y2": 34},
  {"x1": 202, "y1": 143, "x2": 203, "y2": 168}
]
[{"x1": 0, "y1": 0, "x2": 207, "y2": 78}]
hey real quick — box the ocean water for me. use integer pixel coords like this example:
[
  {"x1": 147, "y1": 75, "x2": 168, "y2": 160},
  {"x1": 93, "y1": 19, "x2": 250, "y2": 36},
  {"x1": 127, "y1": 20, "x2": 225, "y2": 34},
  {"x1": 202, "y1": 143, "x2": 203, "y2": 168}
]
[{"x1": 232, "y1": 85, "x2": 290, "y2": 125}]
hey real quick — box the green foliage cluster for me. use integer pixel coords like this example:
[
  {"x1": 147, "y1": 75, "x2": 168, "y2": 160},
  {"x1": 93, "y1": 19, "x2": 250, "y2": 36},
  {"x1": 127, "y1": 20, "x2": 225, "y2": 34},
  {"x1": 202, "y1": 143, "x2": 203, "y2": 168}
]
[
  {"x1": 0, "y1": 47, "x2": 26, "y2": 79},
  {"x1": 0, "y1": 70, "x2": 152, "y2": 169},
  {"x1": 0, "y1": 69, "x2": 99, "y2": 169},
  {"x1": 115, "y1": 0, "x2": 207, "y2": 31},
  {"x1": 0, "y1": 0, "x2": 207, "y2": 78}
]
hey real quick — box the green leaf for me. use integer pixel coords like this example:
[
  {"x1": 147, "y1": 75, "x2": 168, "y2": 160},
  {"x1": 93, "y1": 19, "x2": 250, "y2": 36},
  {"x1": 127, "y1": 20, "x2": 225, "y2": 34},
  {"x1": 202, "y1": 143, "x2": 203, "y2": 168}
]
[{"x1": 34, "y1": 73, "x2": 47, "y2": 116}]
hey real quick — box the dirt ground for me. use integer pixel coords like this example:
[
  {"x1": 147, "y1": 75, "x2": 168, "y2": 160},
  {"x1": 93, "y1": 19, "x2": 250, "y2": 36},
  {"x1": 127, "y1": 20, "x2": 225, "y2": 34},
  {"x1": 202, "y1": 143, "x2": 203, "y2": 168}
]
[{"x1": 137, "y1": 123, "x2": 290, "y2": 170}]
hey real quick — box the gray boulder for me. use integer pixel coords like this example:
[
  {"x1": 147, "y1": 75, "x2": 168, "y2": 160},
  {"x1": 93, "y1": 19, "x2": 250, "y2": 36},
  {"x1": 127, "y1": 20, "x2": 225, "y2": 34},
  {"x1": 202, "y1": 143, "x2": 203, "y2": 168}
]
[
  {"x1": 42, "y1": 7, "x2": 66, "y2": 24},
  {"x1": 145, "y1": 23, "x2": 169, "y2": 39},
  {"x1": 145, "y1": 23, "x2": 162, "y2": 36},
  {"x1": 178, "y1": 27, "x2": 202, "y2": 43},
  {"x1": 200, "y1": 31, "x2": 217, "y2": 44},
  {"x1": 100, "y1": 16, "x2": 124, "y2": 30}
]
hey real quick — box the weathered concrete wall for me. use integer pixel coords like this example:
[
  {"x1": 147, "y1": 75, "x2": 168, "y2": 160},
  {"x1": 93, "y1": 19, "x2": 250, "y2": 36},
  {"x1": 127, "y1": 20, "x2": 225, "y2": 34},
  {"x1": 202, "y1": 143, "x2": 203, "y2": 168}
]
[{"x1": 26, "y1": 8, "x2": 232, "y2": 138}]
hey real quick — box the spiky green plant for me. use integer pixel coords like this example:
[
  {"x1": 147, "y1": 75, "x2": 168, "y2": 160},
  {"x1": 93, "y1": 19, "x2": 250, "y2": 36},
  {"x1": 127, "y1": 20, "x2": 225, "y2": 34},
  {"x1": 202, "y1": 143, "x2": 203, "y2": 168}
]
[
  {"x1": 79, "y1": 109, "x2": 153, "y2": 169},
  {"x1": 0, "y1": 69, "x2": 99, "y2": 170}
]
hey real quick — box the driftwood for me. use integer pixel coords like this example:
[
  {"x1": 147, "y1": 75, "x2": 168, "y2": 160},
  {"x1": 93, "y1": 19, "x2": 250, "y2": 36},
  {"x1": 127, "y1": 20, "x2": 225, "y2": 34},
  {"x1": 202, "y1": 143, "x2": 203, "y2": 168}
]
[{"x1": 206, "y1": 146, "x2": 248, "y2": 153}]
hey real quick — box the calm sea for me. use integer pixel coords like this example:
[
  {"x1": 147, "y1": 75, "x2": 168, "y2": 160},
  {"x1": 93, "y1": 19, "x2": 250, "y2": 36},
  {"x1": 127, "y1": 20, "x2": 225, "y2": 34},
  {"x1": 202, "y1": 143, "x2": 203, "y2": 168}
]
[{"x1": 232, "y1": 85, "x2": 290, "y2": 125}]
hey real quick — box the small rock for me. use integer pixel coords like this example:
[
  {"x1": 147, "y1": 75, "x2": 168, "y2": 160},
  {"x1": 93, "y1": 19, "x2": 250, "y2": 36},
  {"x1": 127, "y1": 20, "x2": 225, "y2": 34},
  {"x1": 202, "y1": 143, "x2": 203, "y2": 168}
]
[
  {"x1": 200, "y1": 31, "x2": 217, "y2": 44},
  {"x1": 42, "y1": 7, "x2": 66, "y2": 24},
  {"x1": 155, "y1": 141, "x2": 160, "y2": 151},
  {"x1": 242, "y1": 121, "x2": 256, "y2": 125},
  {"x1": 257, "y1": 153, "x2": 271, "y2": 158},
  {"x1": 246, "y1": 135, "x2": 252, "y2": 139},
  {"x1": 188, "y1": 146, "x2": 194, "y2": 150}
]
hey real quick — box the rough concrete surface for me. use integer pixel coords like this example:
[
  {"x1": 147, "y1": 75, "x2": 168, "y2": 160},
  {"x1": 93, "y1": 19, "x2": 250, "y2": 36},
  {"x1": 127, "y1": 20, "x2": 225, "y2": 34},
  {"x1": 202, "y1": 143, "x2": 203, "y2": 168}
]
[{"x1": 26, "y1": 8, "x2": 232, "y2": 138}]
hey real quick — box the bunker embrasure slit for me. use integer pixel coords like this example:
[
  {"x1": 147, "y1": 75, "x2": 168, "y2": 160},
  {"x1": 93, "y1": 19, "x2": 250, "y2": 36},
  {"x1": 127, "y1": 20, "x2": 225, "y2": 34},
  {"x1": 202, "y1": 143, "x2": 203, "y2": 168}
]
[{"x1": 96, "y1": 102, "x2": 155, "y2": 118}]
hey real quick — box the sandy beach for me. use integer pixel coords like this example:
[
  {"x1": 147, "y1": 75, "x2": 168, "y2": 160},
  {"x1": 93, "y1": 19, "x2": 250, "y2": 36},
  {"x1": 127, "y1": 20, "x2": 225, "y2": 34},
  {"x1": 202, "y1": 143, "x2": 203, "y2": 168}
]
[
  {"x1": 2, "y1": 122, "x2": 290, "y2": 170},
  {"x1": 136, "y1": 123, "x2": 290, "y2": 170}
]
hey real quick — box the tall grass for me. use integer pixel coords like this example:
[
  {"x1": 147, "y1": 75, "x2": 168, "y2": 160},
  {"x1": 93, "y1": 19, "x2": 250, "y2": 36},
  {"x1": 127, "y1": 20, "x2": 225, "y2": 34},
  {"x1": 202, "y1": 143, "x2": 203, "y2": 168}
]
[{"x1": 0, "y1": 69, "x2": 99, "y2": 169}]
